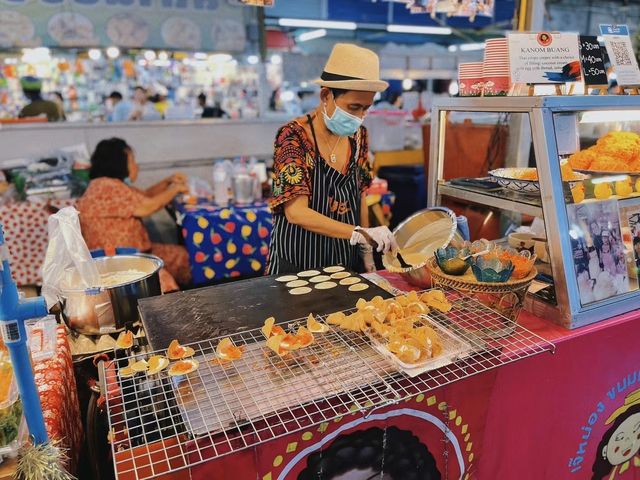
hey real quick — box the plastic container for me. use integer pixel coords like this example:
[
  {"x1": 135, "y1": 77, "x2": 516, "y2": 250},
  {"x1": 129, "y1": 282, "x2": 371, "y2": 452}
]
[
  {"x1": 0, "y1": 345, "x2": 26, "y2": 457},
  {"x1": 26, "y1": 316, "x2": 57, "y2": 362},
  {"x1": 232, "y1": 159, "x2": 255, "y2": 205},
  {"x1": 212, "y1": 160, "x2": 232, "y2": 207},
  {"x1": 248, "y1": 158, "x2": 266, "y2": 201},
  {"x1": 365, "y1": 315, "x2": 471, "y2": 378}
]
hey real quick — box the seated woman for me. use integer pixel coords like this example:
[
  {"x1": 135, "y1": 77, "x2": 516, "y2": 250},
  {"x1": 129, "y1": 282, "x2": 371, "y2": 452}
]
[{"x1": 77, "y1": 138, "x2": 191, "y2": 292}]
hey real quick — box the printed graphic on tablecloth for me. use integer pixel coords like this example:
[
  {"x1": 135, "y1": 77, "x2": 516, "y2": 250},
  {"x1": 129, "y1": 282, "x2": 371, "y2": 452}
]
[
  {"x1": 254, "y1": 393, "x2": 478, "y2": 480},
  {"x1": 569, "y1": 374, "x2": 640, "y2": 479},
  {"x1": 567, "y1": 200, "x2": 629, "y2": 305},
  {"x1": 592, "y1": 389, "x2": 640, "y2": 479},
  {"x1": 181, "y1": 204, "x2": 272, "y2": 284}
]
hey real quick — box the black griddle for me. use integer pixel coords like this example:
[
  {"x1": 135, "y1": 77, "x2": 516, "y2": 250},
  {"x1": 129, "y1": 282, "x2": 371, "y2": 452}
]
[{"x1": 139, "y1": 273, "x2": 391, "y2": 350}]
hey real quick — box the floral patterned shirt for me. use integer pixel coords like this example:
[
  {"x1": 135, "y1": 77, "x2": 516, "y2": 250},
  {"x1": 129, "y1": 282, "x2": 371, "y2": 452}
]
[
  {"x1": 269, "y1": 120, "x2": 373, "y2": 213},
  {"x1": 77, "y1": 177, "x2": 151, "y2": 252}
]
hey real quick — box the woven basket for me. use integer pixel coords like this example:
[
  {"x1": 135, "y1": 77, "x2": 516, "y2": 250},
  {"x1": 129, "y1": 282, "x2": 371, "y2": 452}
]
[{"x1": 427, "y1": 257, "x2": 537, "y2": 331}]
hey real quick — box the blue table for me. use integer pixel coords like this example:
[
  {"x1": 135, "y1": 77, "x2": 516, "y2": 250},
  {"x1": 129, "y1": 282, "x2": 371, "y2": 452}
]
[{"x1": 175, "y1": 200, "x2": 272, "y2": 284}]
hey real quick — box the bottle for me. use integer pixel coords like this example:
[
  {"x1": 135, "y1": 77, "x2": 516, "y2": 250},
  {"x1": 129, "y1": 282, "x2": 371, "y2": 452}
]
[
  {"x1": 232, "y1": 157, "x2": 254, "y2": 205},
  {"x1": 248, "y1": 157, "x2": 263, "y2": 201},
  {"x1": 212, "y1": 161, "x2": 230, "y2": 207}
]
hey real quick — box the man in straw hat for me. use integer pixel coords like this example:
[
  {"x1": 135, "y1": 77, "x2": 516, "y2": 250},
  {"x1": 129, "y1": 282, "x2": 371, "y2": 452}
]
[{"x1": 267, "y1": 43, "x2": 398, "y2": 274}]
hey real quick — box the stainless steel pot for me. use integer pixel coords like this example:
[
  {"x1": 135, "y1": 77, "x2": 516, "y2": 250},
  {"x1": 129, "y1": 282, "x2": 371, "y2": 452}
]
[
  {"x1": 383, "y1": 207, "x2": 464, "y2": 288},
  {"x1": 59, "y1": 254, "x2": 163, "y2": 335}
]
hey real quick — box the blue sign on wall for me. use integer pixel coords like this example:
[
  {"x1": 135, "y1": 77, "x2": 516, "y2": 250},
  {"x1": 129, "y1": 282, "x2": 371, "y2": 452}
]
[{"x1": 0, "y1": 0, "x2": 248, "y2": 50}]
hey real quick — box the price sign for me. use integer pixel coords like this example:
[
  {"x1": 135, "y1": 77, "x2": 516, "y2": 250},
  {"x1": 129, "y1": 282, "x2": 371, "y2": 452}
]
[{"x1": 579, "y1": 35, "x2": 608, "y2": 85}]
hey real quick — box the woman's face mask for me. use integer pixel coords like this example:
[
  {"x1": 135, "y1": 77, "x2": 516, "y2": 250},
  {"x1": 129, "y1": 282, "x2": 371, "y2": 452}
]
[{"x1": 323, "y1": 95, "x2": 364, "y2": 137}]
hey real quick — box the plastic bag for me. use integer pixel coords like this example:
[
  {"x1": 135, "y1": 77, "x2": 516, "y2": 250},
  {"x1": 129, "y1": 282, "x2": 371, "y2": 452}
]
[
  {"x1": 41, "y1": 206, "x2": 100, "y2": 309},
  {"x1": 188, "y1": 177, "x2": 213, "y2": 198}
]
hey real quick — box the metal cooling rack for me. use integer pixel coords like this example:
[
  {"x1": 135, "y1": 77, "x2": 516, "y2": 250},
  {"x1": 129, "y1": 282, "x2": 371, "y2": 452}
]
[{"x1": 101, "y1": 289, "x2": 555, "y2": 480}]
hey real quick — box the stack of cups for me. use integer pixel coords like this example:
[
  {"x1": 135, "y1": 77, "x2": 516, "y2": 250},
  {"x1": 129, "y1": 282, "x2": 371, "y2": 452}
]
[
  {"x1": 483, "y1": 38, "x2": 511, "y2": 96},
  {"x1": 458, "y1": 62, "x2": 484, "y2": 96}
]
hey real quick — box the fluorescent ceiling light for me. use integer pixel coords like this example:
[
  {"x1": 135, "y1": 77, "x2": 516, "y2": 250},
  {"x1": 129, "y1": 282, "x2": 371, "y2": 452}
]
[
  {"x1": 387, "y1": 24, "x2": 453, "y2": 35},
  {"x1": 88, "y1": 49, "x2": 102, "y2": 60},
  {"x1": 21, "y1": 47, "x2": 50, "y2": 63},
  {"x1": 280, "y1": 90, "x2": 295, "y2": 102},
  {"x1": 278, "y1": 18, "x2": 357, "y2": 30},
  {"x1": 580, "y1": 110, "x2": 640, "y2": 123},
  {"x1": 297, "y1": 29, "x2": 327, "y2": 42},
  {"x1": 448, "y1": 45, "x2": 458, "y2": 52},
  {"x1": 106, "y1": 46, "x2": 120, "y2": 59},
  {"x1": 270, "y1": 54, "x2": 282, "y2": 65},
  {"x1": 459, "y1": 42, "x2": 485, "y2": 51},
  {"x1": 209, "y1": 53, "x2": 232, "y2": 63}
]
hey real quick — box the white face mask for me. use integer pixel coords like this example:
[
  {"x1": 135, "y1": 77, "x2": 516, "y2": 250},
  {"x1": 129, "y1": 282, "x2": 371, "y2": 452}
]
[{"x1": 323, "y1": 96, "x2": 363, "y2": 137}]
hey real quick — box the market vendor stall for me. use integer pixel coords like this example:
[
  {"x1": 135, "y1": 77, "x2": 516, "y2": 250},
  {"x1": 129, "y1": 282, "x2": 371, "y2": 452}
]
[
  {"x1": 99, "y1": 264, "x2": 557, "y2": 480},
  {"x1": 96, "y1": 266, "x2": 640, "y2": 480}
]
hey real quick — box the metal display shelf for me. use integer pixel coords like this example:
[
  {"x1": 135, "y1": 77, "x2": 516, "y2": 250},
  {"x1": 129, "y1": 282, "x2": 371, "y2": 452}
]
[
  {"x1": 101, "y1": 289, "x2": 555, "y2": 480},
  {"x1": 430, "y1": 96, "x2": 640, "y2": 329},
  {"x1": 438, "y1": 182, "x2": 543, "y2": 217}
]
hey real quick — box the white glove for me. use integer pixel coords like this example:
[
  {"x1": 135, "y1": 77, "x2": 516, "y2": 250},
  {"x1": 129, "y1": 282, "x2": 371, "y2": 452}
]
[{"x1": 350, "y1": 226, "x2": 398, "y2": 253}]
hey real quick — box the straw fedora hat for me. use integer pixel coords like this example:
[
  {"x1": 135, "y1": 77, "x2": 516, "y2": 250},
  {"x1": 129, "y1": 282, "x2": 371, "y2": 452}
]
[{"x1": 314, "y1": 43, "x2": 389, "y2": 93}]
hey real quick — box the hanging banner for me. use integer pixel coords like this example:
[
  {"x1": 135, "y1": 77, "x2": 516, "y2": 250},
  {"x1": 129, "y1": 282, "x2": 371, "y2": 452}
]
[{"x1": 0, "y1": 0, "x2": 247, "y2": 51}]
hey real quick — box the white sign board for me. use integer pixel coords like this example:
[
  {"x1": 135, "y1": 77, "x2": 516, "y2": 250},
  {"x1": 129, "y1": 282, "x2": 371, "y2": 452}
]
[
  {"x1": 599, "y1": 24, "x2": 640, "y2": 87},
  {"x1": 507, "y1": 32, "x2": 581, "y2": 84}
]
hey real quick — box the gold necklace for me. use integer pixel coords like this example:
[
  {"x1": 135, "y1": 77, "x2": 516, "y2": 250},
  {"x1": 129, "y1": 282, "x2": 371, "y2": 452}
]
[{"x1": 323, "y1": 130, "x2": 342, "y2": 163}]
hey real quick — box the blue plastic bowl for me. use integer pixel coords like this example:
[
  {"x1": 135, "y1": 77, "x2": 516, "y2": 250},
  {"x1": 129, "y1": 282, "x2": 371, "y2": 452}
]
[
  {"x1": 469, "y1": 256, "x2": 514, "y2": 283},
  {"x1": 434, "y1": 247, "x2": 470, "y2": 276}
]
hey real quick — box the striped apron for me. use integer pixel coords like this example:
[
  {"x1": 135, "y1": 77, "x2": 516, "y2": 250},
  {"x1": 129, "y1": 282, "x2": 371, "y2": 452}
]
[{"x1": 268, "y1": 115, "x2": 363, "y2": 275}]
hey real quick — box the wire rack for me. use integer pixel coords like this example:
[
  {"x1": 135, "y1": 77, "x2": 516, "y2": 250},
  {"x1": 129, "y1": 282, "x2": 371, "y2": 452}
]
[{"x1": 101, "y1": 289, "x2": 555, "y2": 480}]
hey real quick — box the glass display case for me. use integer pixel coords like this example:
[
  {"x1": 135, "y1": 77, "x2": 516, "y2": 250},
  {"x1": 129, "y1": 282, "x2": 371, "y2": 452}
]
[{"x1": 428, "y1": 96, "x2": 640, "y2": 329}]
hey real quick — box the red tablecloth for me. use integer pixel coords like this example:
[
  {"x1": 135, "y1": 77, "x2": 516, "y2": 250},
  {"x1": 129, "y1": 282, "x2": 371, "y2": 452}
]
[{"x1": 0, "y1": 200, "x2": 76, "y2": 286}]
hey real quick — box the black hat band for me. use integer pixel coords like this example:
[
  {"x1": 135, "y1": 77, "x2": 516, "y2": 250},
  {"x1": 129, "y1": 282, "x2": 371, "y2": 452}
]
[{"x1": 320, "y1": 71, "x2": 366, "y2": 81}]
